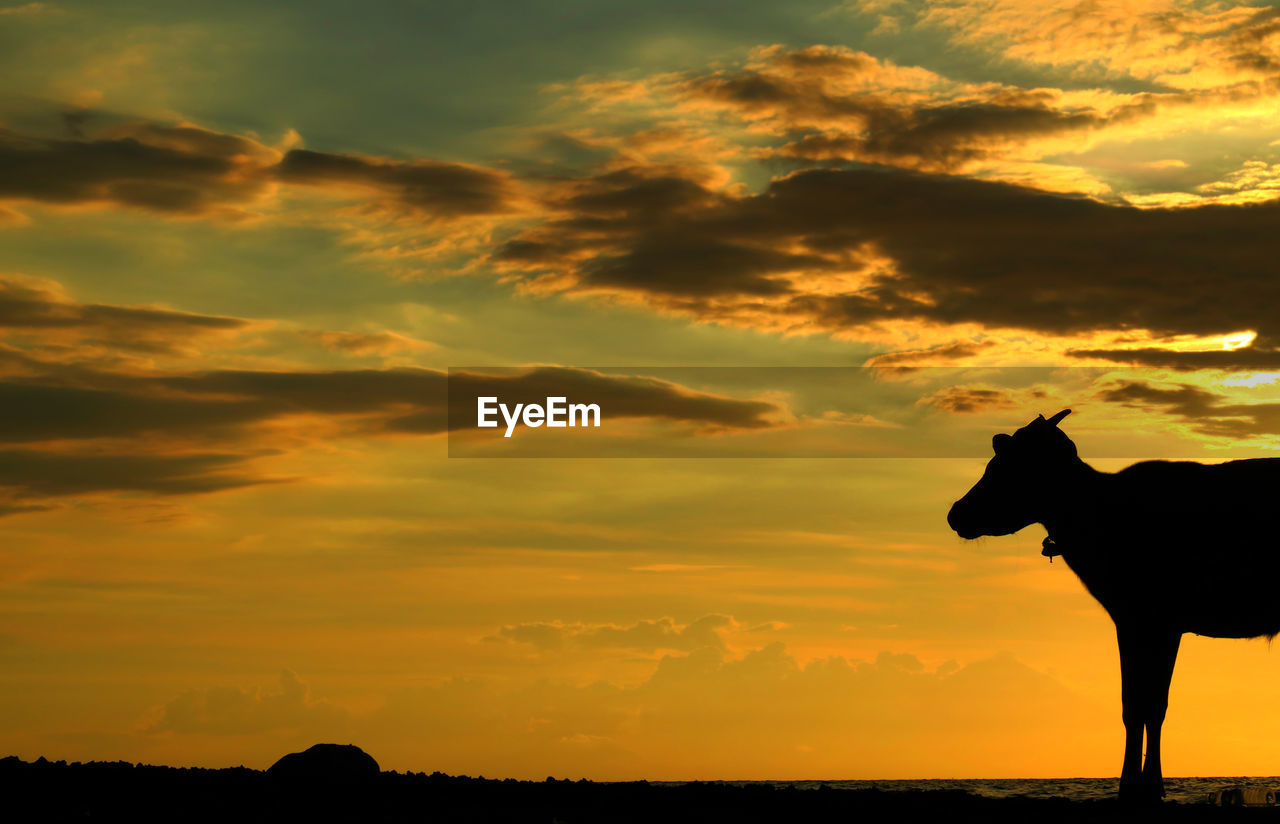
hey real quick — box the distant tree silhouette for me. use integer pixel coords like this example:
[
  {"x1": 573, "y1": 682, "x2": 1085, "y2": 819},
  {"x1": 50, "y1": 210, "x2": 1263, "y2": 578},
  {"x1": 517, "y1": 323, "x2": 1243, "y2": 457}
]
[
  {"x1": 6, "y1": 752, "x2": 1149, "y2": 822},
  {"x1": 948, "y1": 410, "x2": 1280, "y2": 804}
]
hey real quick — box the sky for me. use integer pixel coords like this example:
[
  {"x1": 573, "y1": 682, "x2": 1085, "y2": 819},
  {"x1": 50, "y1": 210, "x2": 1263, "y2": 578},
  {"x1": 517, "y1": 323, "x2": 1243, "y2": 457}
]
[{"x1": 4, "y1": 0, "x2": 1280, "y2": 779}]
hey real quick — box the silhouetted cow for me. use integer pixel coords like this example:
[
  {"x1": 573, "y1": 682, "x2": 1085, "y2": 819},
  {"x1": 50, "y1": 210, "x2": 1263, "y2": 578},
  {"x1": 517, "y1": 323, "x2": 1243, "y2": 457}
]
[{"x1": 947, "y1": 410, "x2": 1280, "y2": 803}]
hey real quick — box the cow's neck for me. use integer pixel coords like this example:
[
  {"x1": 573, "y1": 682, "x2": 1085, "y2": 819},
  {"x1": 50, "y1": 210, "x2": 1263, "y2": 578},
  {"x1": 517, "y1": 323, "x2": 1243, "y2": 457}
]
[{"x1": 1037, "y1": 459, "x2": 1111, "y2": 546}]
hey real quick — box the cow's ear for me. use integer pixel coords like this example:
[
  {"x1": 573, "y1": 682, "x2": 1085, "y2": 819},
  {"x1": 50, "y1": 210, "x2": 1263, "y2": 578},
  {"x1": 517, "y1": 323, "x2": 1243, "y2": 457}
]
[{"x1": 993, "y1": 433, "x2": 1013, "y2": 454}]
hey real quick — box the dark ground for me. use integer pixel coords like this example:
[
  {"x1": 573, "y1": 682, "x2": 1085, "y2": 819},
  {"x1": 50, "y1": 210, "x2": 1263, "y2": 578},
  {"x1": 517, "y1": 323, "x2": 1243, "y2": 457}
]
[{"x1": 3, "y1": 756, "x2": 1280, "y2": 822}]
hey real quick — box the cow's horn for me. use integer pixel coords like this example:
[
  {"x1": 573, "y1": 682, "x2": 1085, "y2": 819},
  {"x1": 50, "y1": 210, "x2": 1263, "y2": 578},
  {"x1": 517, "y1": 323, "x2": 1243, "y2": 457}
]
[{"x1": 1046, "y1": 409, "x2": 1072, "y2": 426}]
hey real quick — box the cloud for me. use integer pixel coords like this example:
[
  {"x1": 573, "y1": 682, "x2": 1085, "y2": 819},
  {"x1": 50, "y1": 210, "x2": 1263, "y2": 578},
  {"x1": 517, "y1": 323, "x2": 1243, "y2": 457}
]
[
  {"x1": 864, "y1": 341, "x2": 998, "y2": 369},
  {"x1": 275, "y1": 149, "x2": 518, "y2": 219},
  {"x1": 0, "y1": 117, "x2": 520, "y2": 221},
  {"x1": 9, "y1": 55, "x2": 1279, "y2": 372},
  {"x1": 1069, "y1": 342, "x2": 1280, "y2": 370},
  {"x1": 0, "y1": 449, "x2": 276, "y2": 496},
  {"x1": 1100, "y1": 378, "x2": 1280, "y2": 438},
  {"x1": 128, "y1": 646, "x2": 1103, "y2": 778},
  {"x1": 908, "y1": 0, "x2": 1280, "y2": 91},
  {"x1": 6, "y1": 84, "x2": 1276, "y2": 370},
  {"x1": 431, "y1": 367, "x2": 782, "y2": 435},
  {"x1": 363, "y1": 643, "x2": 1106, "y2": 779},
  {"x1": 0, "y1": 122, "x2": 279, "y2": 217},
  {"x1": 564, "y1": 43, "x2": 1223, "y2": 182},
  {"x1": 491, "y1": 615, "x2": 733, "y2": 653},
  {"x1": 134, "y1": 365, "x2": 781, "y2": 438},
  {"x1": 0, "y1": 319, "x2": 784, "y2": 509},
  {"x1": 301, "y1": 329, "x2": 435, "y2": 356},
  {"x1": 142, "y1": 670, "x2": 348, "y2": 736},
  {"x1": 0, "y1": 381, "x2": 271, "y2": 443},
  {"x1": 0, "y1": 500, "x2": 53, "y2": 516},
  {"x1": 677, "y1": 46, "x2": 1106, "y2": 172},
  {"x1": 496, "y1": 163, "x2": 1280, "y2": 365},
  {"x1": 0, "y1": 274, "x2": 250, "y2": 354},
  {"x1": 0, "y1": 359, "x2": 780, "y2": 445},
  {"x1": 920, "y1": 386, "x2": 1021, "y2": 414}
]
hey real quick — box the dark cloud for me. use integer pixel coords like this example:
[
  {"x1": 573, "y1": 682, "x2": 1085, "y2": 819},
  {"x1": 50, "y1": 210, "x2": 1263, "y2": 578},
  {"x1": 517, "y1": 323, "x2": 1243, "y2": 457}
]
[
  {"x1": 921, "y1": 386, "x2": 1019, "y2": 414},
  {"x1": 771, "y1": 100, "x2": 1096, "y2": 167},
  {"x1": 579, "y1": 235, "x2": 823, "y2": 297},
  {"x1": 741, "y1": 167, "x2": 1280, "y2": 339},
  {"x1": 155, "y1": 366, "x2": 779, "y2": 435},
  {"x1": 0, "y1": 500, "x2": 53, "y2": 517},
  {"x1": 497, "y1": 163, "x2": 1280, "y2": 364},
  {"x1": 0, "y1": 355, "x2": 780, "y2": 510},
  {"x1": 0, "y1": 123, "x2": 276, "y2": 216},
  {"x1": 1101, "y1": 381, "x2": 1222, "y2": 418},
  {"x1": 2, "y1": 360, "x2": 777, "y2": 445},
  {"x1": 0, "y1": 118, "x2": 519, "y2": 219},
  {"x1": 0, "y1": 381, "x2": 269, "y2": 442},
  {"x1": 560, "y1": 168, "x2": 717, "y2": 217},
  {"x1": 431, "y1": 367, "x2": 780, "y2": 434},
  {"x1": 1224, "y1": 7, "x2": 1280, "y2": 76},
  {"x1": 1069, "y1": 342, "x2": 1280, "y2": 370},
  {"x1": 678, "y1": 47, "x2": 1105, "y2": 170},
  {"x1": 275, "y1": 148, "x2": 517, "y2": 218},
  {"x1": 495, "y1": 166, "x2": 819, "y2": 300},
  {"x1": 0, "y1": 276, "x2": 248, "y2": 353},
  {"x1": 154, "y1": 367, "x2": 447, "y2": 421},
  {"x1": 769, "y1": 45, "x2": 877, "y2": 74},
  {"x1": 0, "y1": 449, "x2": 273, "y2": 496},
  {"x1": 778, "y1": 98, "x2": 1097, "y2": 170},
  {"x1": 1101, "y1": 379, "x2": 1280, "y2": 438}
]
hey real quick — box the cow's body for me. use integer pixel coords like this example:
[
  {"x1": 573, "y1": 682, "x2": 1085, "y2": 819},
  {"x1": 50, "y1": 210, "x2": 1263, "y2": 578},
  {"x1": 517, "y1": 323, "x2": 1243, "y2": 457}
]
[
  {"x1": 1051, "y1": 458, "x2": 1280, "y2": 639},
  {"x1": 947, "y1": 412, "x2": 1280, "y2": 804}
]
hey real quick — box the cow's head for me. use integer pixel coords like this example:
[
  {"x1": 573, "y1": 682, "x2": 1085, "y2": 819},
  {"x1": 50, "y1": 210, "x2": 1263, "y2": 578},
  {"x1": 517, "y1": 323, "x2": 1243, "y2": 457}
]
[{"x1": 947, "y1": 409, "x2": 1076, "y2": 540}]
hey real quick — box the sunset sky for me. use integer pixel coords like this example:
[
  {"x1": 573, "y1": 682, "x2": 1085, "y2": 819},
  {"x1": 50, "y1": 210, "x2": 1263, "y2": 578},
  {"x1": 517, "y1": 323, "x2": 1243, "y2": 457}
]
[{"x1": 6, "y1": 0, "x2": 1280, "y2": 780}]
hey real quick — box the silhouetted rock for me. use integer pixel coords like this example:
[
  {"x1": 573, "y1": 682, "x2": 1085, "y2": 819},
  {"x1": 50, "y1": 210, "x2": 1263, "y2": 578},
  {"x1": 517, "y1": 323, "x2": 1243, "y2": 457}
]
[{"x1": 267, "y1": 743, "x2": 379, "y2": 780}]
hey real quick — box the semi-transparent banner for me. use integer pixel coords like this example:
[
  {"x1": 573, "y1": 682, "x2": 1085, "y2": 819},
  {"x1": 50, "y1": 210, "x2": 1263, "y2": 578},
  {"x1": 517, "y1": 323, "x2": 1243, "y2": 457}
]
[{"x1": 444, "y1": 366, "x2": 1280, "y2": 459}]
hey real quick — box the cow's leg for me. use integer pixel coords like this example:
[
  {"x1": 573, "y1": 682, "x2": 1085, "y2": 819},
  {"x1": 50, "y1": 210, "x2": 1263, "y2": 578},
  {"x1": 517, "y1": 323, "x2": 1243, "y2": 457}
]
[
  {"x1": 1116, "y1": 624, "x2": 1145, "y2": 802},
  {"x1": 1116, "y1": 623, "x2": 1181, "y2": 804},
  {"x1": 1139, "y1": 631, "x2": 1181, "y2": 800}
]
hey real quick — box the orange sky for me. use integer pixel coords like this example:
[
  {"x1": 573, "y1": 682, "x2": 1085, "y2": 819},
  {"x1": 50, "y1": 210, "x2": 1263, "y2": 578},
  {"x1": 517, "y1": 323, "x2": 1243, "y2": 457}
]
[{"x1": 4, "y1": 0, "x2": 1280, "y2": 780}]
